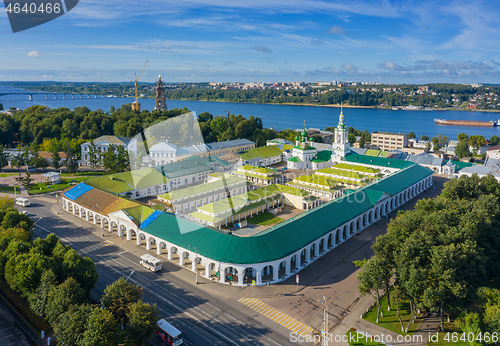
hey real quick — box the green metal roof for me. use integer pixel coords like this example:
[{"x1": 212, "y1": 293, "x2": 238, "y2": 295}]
[
  {"x1": 85, "y1": 168, "x2": 169, "y2": 194},
  {"x1": 154, "y1": 156, "x2": 223, "y2": 179},
  {"x1": 237, "y1": 145, "x2": 283, "y2": 161},
  {"x1": 311, "y1": 150, "x2": 332, "y2": 162},
  {"x1": 332, "y1": 163, "x2": 381, "y2": 173},
  {"x1": 316, "y1": 167, "x2": 366, "y2": 179},
  {"x1": 287, "y1": 156, "x2": 303, "y2": 162},
  {"x1": 448, "y1": 160, "x2": 474, "y2": 171},
  {"x1": 157, "y1": 175, "x2": 245, "y2": 201},
  {"x1": 293, "y1": 174, "x2": 339, "y2": 188},
  {"x1": 122, "y1": 206, "x2": 156, "y2": 225},
  {"x1": 343, "y1": 153, "x2": 414, "y2": 170},
  {"x1": 141, "y1": 163, "x2": 433, "y2": 264}
]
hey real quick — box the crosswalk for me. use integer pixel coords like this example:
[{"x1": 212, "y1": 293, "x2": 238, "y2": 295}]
[
  {"x1": 238, "y1": 298, "x2": 315, "y2": 339},
  {"x1": 78, "y1": 240, "x2": 113, "y2": 255}
]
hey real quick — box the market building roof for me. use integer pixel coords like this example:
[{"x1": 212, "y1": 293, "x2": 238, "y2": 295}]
[
  {"x1": 85, "y1": 168, "x2": 169, "y2": 194},
  {"x1": 343, "y1": 153, "x2": 414, "y2": 169}
]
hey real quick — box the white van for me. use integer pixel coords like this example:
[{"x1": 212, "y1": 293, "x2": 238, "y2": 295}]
[
  {"x1": 16, "y1": 198, "x2": 30, "y2": 207},
  {"x1": 140, "y1": 254, "x2": 162, "y2": 272}
]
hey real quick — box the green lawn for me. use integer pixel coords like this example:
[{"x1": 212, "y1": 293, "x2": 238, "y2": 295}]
[
  {"x1": 427, "y1": 322, "x2": 464, "y2": 346},
  {"x1": 0, "y1": 186, "x2": 15, "y2": 193},
  {"x1": 346, "y1": 329, "x2": 385, "y2": 346},
  {"x1": 246, "y1": 211, "x2": 284, "y2": 226},
  {"x1": 363, "y1": 292, "x2": 421, "y2": 336},
  {"x1": 0, "y1": 173, "x2": 19, "y2": 177},
  {"x1": 28, "y1": 177, "x2": 92, "y2": 195}
]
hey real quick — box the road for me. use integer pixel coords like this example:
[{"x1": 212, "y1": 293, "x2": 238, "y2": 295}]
[{"x1": 22, "y1": 196, "x2": 298, "y2": 346}]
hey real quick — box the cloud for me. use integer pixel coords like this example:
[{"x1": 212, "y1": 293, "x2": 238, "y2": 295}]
[
  {"x1": 253, "y1": 46, "x2": 272, "y2": 54},
  {"x1": 326, "y1": 25, "x2": 347, "y2": 35},
  {"x1": 223, "y1": 61, "x2": 236, "y2": 66},
  {"x1": 341, "y1": 63, "x2": 358, "y2": 73},
  {"x1": 378, "y1": 60, "x2": 410, "y2": 71},
  {"x1": 26, "y1": 51, "x2": 40, "y2": 58}
]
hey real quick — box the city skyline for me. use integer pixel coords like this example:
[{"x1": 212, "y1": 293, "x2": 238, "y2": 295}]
[{"x1": 1, "y1": 0, "x2": 500, "y2": 83}]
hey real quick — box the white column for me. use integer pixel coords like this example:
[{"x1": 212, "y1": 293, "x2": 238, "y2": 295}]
[
  {"x1": 168, "y1": 247, "x2": 173, "y2": 260},
  {"x1": 220, "y1": 268, "x2": 226, "y2": 283},
  {"x1": 136, "y1": 234, "x2": 141, "y2": 246},
  {"x1": 256, "y1": 268, "x2": 263, "y2": 285},
  {"x1": 180, "y1": 253, "x2": 185, "y2": 266},
  {"x1": 238, "y1": 272, "x2": 244, "y2": 285},
  {"x1": 272, "y1": 265, "x2": 278, "y2": 281},
  {"x1": 146, "y1": 238, "x2": 151, "y2": 250},
  {"x1": 205, "y1": 263, "x2": 211, "y2": 278}
]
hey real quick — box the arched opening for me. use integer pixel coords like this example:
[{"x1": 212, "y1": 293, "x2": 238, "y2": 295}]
[
  {"x1": 181, "y1": 251, "x2": 191, "y2": 267},
  {"x1": 278, "y1": 261, "x2": 287, "y2": 278},
  {"x1": 356, "y1": 218, "x2": 361, "y2": 232},
  {"x1": 319, "y1": 239, "x2": 325, "y2": 254},
  {"x1": 363, "y1": 213, "x2": 368, "y2": 227},
  {"x1": 374, "y1": 207, "x2": 380, "y2": 219},
  {"x1": 336, "y1": 229, "x2": 341, "y2": 244},
  {"x1": 110, "y1": 221, "x2": 118, "y2": 233},
  {"x1": 158, "y1": 241, "x2": 167, "y2": 255},
  {"x1": 369, "y1": 210, "x2": 374, "y2": 223},
  {"x1": 300, "y1": 249, "x2": 307, "y2": 266},
  {"x1": 262, "y1": 265, "x2": 273, "y2": 283},
  {"x1": 88, "y1": 211, "x2": 94, "y2": 222},
  {"x1": 327, "y1": 233, "x2": 332, "y2": 248},
  {"x1": 290, "y1": 255, "x2": 297, "y2": 272},
  {"x1": 243, "y1": 267, "x2": 256, "y2": 285},
  {"x1": 225, "y1": 266, "x2": 239, "y2": 284},
  {"x1": 170, "y1": 246, "x2": 179, "y2": 262},
  {"x1": 205, "y1": 263, "x2": 216, "y2": 278},
  {"x1": 309, "y1": 243, "x2": 316, "y2": 260}
]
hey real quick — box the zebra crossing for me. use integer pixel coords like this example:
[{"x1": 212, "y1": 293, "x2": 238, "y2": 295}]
[
  {"x1": 238, "y1": 298, "x2": 315, "y2": 338},
  {"x1": 78, "y1": 240, "x2": 113, "y2": 255}
]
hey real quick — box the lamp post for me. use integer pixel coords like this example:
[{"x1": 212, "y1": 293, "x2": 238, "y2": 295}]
[
  {"x1": 318, "y1": 296, "x2": 329, "y2": 346},
  {"x1": 189, "y1": 245, "x2": 198, "y2": 284},
  {"x1": 30, "y1": 217, "x2": 42, "y2": 241}
]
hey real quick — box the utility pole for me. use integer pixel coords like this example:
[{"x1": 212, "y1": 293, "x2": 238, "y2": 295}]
[{"x1": 318, "y1": 296, "x2": 329, "y2": 346}]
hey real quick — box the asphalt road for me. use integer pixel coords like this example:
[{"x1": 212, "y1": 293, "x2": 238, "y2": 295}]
[{"x1": 22, "y1": 196, "x2": 298, "y2": 346}]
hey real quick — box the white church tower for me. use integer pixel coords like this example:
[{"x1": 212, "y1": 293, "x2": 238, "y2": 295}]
[{"x1": 331, "y1": 106, "x2": 351, "y2": 161}]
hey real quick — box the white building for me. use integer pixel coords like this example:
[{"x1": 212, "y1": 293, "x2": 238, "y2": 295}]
[
  {"x1": 81, "y1": 135, "x2": 131, "y2": 166},
  {"x1": 149, "y1": 142, "x2": 177, "y2": 166},
  {"x1": 486, "y1": 144, "x2": 500, "y2": 159},
  {"x1": 331, "y1": 108, "x2": 351, "y2": 162}
]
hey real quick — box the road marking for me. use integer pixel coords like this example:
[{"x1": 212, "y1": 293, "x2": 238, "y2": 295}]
[
  {"x1": 78, "y1": 240, "x2": 113, "y2": 254},
  {"x1": 239, "y1": 298, "x2": 315, "y2": 339}
]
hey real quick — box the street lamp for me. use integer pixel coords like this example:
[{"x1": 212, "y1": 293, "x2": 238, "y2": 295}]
[
  {"x1": 125, "y1": 270, "x2": 134, "y2": 281},
  {"x1": 189, "y1": 245, "x2": 198, "y2": 284},
  {"x1": 30, "y1": 217, "x2": 42, "y2": 241},
  {"x1": 318, "y1": 296, "x2": 329, "y2": 346}
]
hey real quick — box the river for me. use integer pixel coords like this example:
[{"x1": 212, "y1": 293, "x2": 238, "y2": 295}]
[{"x1": 1, "y1": 85, "x2": 499, "y2": 139}]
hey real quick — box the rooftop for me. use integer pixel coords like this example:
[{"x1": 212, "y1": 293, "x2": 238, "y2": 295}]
[{"x1": 86, "y1": 168, "x2": 169, "y2": 194}]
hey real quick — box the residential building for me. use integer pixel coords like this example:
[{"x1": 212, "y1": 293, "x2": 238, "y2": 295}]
[
  {"x1": 81, "y1": 135, "x2": 132, "y2": 166},
  {"x1": 487, "y1": 144, "x2": 500, "y2": 159},
  {"x1": 149, "y1": 142, "x2": 177, "y2": 166},
  {"x1": 371, "y1": 132, "x2": 408, "y2": 151}
]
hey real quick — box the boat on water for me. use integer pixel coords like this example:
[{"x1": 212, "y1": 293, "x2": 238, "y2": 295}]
[{"x1": 434, "y1": 119, "x2": 498, "y2": 127}]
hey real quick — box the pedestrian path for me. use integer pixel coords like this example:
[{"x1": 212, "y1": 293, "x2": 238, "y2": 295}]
[
  {"x1": 239, "y1": 298, "x2": 315, "y2": 339},
  {"x1": 78, "y1": 240, "x2": 113, "y2": 255}
]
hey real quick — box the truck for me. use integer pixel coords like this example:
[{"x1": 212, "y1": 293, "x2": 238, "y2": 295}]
[{"x1": 155, "y1": 319, "x2": 183, "y2": 346}]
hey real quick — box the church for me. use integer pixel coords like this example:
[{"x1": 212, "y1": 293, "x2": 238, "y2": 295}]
[
  {"x1": 286, "y1": 108, "x2": 351, "y2": 170},
  {"x1": 155, "y1": 74, "x2": 167, "y2": 111}
]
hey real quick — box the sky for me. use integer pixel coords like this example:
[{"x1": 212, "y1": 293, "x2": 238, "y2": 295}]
[{"x1": 1, "y1": 0, "x2": 500, "y2": 84}]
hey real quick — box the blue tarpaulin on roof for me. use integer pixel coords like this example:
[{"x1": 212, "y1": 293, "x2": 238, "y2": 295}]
[
  {"x1": 139, "y1": 210, "x2": 163, "y2": 229},
  {"x1": 64, "y1": 183, "x2": 93, "y2": 201}
]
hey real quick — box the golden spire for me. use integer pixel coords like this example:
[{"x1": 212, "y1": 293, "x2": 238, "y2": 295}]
[{"x1": 158, "y1": 73, "x2": 161, "y2": 80}]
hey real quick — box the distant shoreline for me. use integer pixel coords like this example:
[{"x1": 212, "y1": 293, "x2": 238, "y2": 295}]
[{"x1": 163, "y1": 98, "x2": 500, "y2": 113}]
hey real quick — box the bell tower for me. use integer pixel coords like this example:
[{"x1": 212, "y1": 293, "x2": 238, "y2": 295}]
[
  {"x1": 154, "y1": 74, "x2": 167, "y2": 111},
  {"x1": 332, "y1": 105, "x2": 350, "y2": 158}
]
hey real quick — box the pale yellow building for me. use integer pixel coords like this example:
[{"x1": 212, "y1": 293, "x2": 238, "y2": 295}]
[{"x1": 371, "y1": 132, "x2": 408, "y2": 151}]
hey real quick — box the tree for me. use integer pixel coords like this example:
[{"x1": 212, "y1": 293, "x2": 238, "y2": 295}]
[
  {"x1": 408, "y1": 132, "x2": 416, "y2": 139},
  {"x1": 5, "y1": 252, "x2": 55, "y2": 297},
  {"x1": 101, "y1": 277, "x2": 143, "y2": 325},
  {"x1": 60, "y1": 249, "x2": 98, "y2": 295},
  {"x1": 51, "y1": 149, "x2": 61, "y2": 170},
  {"x1": 356, "y1": 256, "x2": 387, "y2": 323},
  {"x1": 102, "y1": 144, "x2": 117, "y2": 173},
  {"x1": 198, "y1": 112, "x2": 213, "y2": 122},
  {"x1": 64, "y1": 144, "x2": 79, "y2": 173},
  {"x1": 0, "y1": 147, "x2": 8, "y2": 169},
  {"x1": 420, "y1": 135, "x2": 429, "y2": 141},
  {"x1": 80, "y1": 307, "x2": 122, "y2": 346},
  {"x1": 359, "y1": 137, "x2": 366, "y2": 149},
  {"x1": 28, "y1": 269, "x2": 56, "y2": 318},
  {"x1": 489, "y1": 135, "x2": 500, "y2": 146},
  {"x1": 0, "y1": 196, "x2": 15, "y2": 210},
  {"x1": 88, "y1": 140, "x2": 100, "y2": 172},
  {"x1": 115, "y1": 146, "x2": 130, "y2": 173},
  {"x1": 457, "y1": 133, "x2": 468, "y2": 142},
  {"x1": 126, "y1": 300, "x2": 160, "y2": 346},
  {"x1": 468, "y1": 135, "x2": 486, "y2": 155},
  {"x1": 348, "y1": 133, "x2": 356, "y2": 145},
  {"x1": 0, "y1": 103, "x2": 3, "y2": 111},
  {"x1": 455, "y1": 140, "x2": 471, "y2": 159},
  {"x1": 52, "y1": 304, "x2": 92, "y2": 346},
  {"x1": 45, "y1": 277, "x2": 87, "y2": 324},
  {"x1": 20, "y1": 172, "x2": 34, "y2": 192}
]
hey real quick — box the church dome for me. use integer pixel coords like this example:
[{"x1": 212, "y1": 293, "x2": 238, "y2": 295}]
[
  {"x1": 301, "y1": 129, "x2": 308, "y2": 137},
  {"x1": 309, "y1": 136, "x2": 314, "y2": 141},
  {"x1": 301, "y1": 137, "x2": 306, "y2": 142},
  {"x1": 295, "y1": 135, "x2": 300, "y2": 140}
]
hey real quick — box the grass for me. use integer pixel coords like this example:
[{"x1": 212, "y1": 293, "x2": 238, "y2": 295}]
[
  {"x1": 0, "y1": 186, "x2": 15, "y2": 193},
  {"x1": 0, "y1": 281, "x2": 51, "y2": 332},
  {"x1": 0, "y1": 173, "x2": 19, "y2": 177},
  {"x1": 346, "y1": 329, "x2": 386, "y2": 346},
  {"x1": 427, "y1": 322, "x2": 464, "y2": 346},
  {"x1": 28, "y1": 177, "x2": 92, "y2": 195},
  {"x1": 246, "y1": 211, "x2": 284, "y2": 226},
  {"x1": 363, "y1": 292, "x2": 421, "y2": 336}
]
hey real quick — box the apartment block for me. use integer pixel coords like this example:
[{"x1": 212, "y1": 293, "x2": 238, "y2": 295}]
[{"x1": 371, "y1": 132, "x2": 408, "y2": 151}]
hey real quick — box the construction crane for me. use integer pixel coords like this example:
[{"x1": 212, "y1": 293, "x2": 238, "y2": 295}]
[{"x1": 131, "y1": 60, "x2": 148, "y2": 112}]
